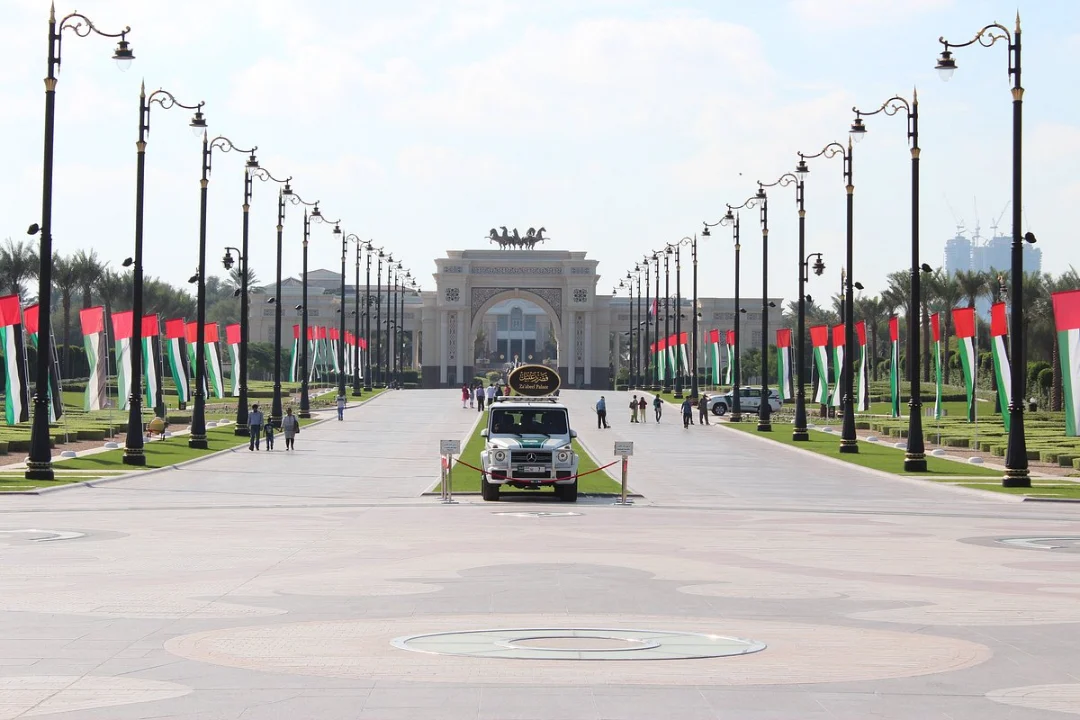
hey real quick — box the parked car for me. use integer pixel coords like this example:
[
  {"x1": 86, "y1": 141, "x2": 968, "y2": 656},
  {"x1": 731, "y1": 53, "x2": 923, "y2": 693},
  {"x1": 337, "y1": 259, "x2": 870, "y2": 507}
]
[{"x1": 711, "y1": 387, "x2": 781, "y2": 416}]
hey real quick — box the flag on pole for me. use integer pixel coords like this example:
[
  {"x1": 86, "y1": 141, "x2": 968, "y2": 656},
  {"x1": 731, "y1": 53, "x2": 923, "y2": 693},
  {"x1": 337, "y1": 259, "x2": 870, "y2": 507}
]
[
  {"x1": 930, "y1": 312, "x2": 943, "y2": 420},
  {"x1": 23, "y1": 304, "x2": 63, "y2": 421},
  {"x1": 185, "y1": 321, "x2": 200, "y2": 396},
  {"x1": 165, "y1": 319, "x2": 190, "y2": 404},
  {"x1": 953, "y1": 306, "x2": 977, "y2": 422},
  {"x1": 289, "y1": 325, "x2": 300, "y2": 383},
  {"x1": 112, "y1": 310, "x2": 134, "y2": 411},
  {"x1": 0, "y1": 296, "x2": 30, "y2": 424},
  {"x1": 709, "y1": 329, "x2": 721, "y2": 385},
  {"x1": 990, "y1": 302, "x2": 1012, "y2": 431},
  {"x1": 1052, "y1": 289, "x2": 1080, "y2": 436},
  {"x1": 329, "y1": 327, "x2": 341, "y2": 374},
  {"x1": 205, "y1": 323, "x2": 225, "y2": 399},
  {"x1": 830, "y1": 324, "x2": 845, "y2": 408},
  {"x1": 141, "y1": 314, "x2": 162, "y2": 411},
  {"x1": 725, "y1": 330, "x2": 735, "y2": 385},
  {"x1": 677, "y1": 332, "x2": 690, "y2": 376},
  {"x1": 358, "y1": 336, "x2": 367, "y2": 379},
  {"x1": 889, "y1": 316, "x2": 900, "y2": 417},
  {"x1": 855, "y1": 320, "x2": 869, "y2": 412},
  {"x1": 810, "y1": 324, "x2": 829, "y2": 404},
  {"x1": 226, "y1": 323, "x2": 241, "y2": 397},
  {"x1": 656, "y1": 336, "x2": 667, "y2": 381},
  {"x1": 776, "y1": 328, "x2": 793, "y2": 401},
  {"x1": 80, "y1": 306, "x2": 108, "y2": 411}
]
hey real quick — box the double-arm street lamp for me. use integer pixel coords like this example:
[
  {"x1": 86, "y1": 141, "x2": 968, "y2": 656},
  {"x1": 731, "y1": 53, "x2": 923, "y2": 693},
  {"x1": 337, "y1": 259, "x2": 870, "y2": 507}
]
[
  {"x1": 249, "y1": 169, "x2": 290, "y2": 428},
  {"x1": 126, "y1": 86, "x2": 206, "y2": 466},
  {"x1": 26, "y1": 6, "x2": 134, "y2": 481},
  {"x1": 362, "y1": 243, "x2": 383, "y2": 391},
  {"x1": 851, "y1": 91, "x2": 926, "y2": 470},
  {"x1": 343, "y1": 234, "x2": 365, "y2": 396},
  {"x1": 936, "y1": 16, "x2": 1034, "y2": 488},
  {"x1": 189, "y1": 134, "x2": 256, "y2": 450},
  {"x1": 646, "y1": 252, "x2": 660, "y2": 389},
  {"x1": 669, "y1": 236, "x2": 699, "y2": 398},
  {"x1": 703, "y1": 211, "x2": 742, "y2": 421},
  {"x1": 799, "y1": 139, "x2": 857, "y2": 453}
]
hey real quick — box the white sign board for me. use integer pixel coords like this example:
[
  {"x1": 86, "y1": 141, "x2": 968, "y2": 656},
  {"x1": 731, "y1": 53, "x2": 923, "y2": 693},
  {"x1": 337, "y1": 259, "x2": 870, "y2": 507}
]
[
  {"x1": 614, "y1": 441, "x2": 634, "y2": 457},
  {"x1": 440, "y1": 439, "x2": 461, "y2": 455}
]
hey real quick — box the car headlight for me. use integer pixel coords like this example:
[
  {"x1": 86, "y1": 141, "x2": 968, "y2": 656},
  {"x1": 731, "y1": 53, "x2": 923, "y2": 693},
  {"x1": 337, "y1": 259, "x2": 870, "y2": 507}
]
[
  {"x1": 557, "y1": 450, "x2": 571, "y2": 463},
  {"x1": 493, "y1": 450, "x2": 507, "y2": 463}
]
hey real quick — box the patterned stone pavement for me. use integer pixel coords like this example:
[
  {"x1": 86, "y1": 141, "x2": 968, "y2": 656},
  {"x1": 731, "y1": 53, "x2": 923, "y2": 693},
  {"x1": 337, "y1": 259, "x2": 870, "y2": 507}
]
[{"x1": 0, "y1": 389, "x2": 1078, "y2": 719}]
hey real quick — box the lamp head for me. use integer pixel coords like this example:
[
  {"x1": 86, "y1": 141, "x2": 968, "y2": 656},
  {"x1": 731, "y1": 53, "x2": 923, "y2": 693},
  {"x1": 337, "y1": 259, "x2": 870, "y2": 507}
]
[
  {"x1": 332, "y1": 223, "x2": 342, "y2": 235},
  {"x1": 121, "y1": 257, "x2": 134, "y2": 267},
  {"x1": 722, "y1": 209, "x2": 735, "y2": 224},
  {"x1": 233, "y1": 288, "x2": 242, "y2": 297},
  {"x1": 854, "y1": 281, "x2": 865, "y2": 291},
  {"x1": 26, "y1": 224, "x2": 40, "y2": 236},
  {"x1": 187, "y1": 273, "x2": 199, "y2": 284},
  {"x1": 295, "y1": 304, "x2": 303, "y2": 310},
  {"x1": 849, "y1": 116, "x2": 866, "y2": 143},
  {"x1": 701, "y1": 224, "x2": 710, "y2": 237},
  {"x1": 1024, "y1": 231, "x2": 1037, "y2": 244},
  {"x1": 245, "y1": 152, "x2": 259, "y2": 171},
  {"x1": 222, "y1": 251, "x2": 235, "y2": 270},
  {"x1": 266, "y1": 297, "x2": 276, "y2": 304},
  {"x1": 112, "y1": 35, "x2": 134, "y2": 71},
  {"x1": 795, "y1": 158, "x2": 809, "y2": 182},
  {"x1": 754, "y1": 187, "x2": 766, "y2": 201},
  {"x1": 805, "y1": 294, "x2": 813, "y2": 303},
  {"x1": 768, "y1": 301, "x2": 776, "y2": 308},
  {"x1": 189, "y1": 107, "x2": 207, "y2": 137},
  {"x1": 935, "y1": 48, "x2": 956, "y2": 81},
  {"x1": 739, "y1": 308, "x2": 747, "y2": 314},
  {"x1": 282, "y1": 181, "x2": 293, "y2": 196},
  {"x1": 310, "y1": 204, "x2": 323, "y2": 221},
  {"x1": 920, "y1": 262, "x2": 934, "y2": 273},
  {"x1": 812, "y1": 256, "x2": 825, "y2": 276}
]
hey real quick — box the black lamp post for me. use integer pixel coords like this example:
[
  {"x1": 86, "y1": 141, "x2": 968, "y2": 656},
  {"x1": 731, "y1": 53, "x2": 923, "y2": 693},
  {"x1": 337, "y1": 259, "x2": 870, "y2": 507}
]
[
  {"x1": 799, "y1": 140, "x2": 856, "y2": 452},
  {"x1": 344, "y1": 234, "x2": 364, "y2": 396},
  {"x1": 642, "y1": 256, "x2": 653, "y2": 389},
  {"x1": 704, "y1": 212, "x2": 742, "y2": 421},
  {"x1": 188, "y1": 134, "x2": 256, "y2": 450},
  {"x1": 852, "y1": 92, "x2": 925, "y2": 470},
  {"x1": 336, "y1": 229, "x2": 349, "y2": 399},
  {"x1": 618, "y1": 278, "x2": 631, "y2": 385},
  {"x1": 633, "y1": 267, "x2": 643, "y2": 388},
  {"x1": 669, "y1": 243, "x2": 685, "y2": 399},
  {"x1": 26, "y1": 7, "x2": 133, "y2": 481},
  {"x1": 398, "y1": 270, "x2": 411, "y2": 384},
  {"x1": 662, "y1": 249, "x2": 672, "y2": 393},
  {"x1": 126, "y1": 86, "x2": 206, "y2": 466},
  {"x1": 726, "y1": 189, "x2": 770, "y2": 430},
  {"x1": 669, "y1": 236, "x2": 699, "y2": 398},
  {"x1": 363, "y1": 243, "x2": 381, "y2": 391},
  {"x1": 936, "y1": 15, "x2": 1033, "y2": 487}
]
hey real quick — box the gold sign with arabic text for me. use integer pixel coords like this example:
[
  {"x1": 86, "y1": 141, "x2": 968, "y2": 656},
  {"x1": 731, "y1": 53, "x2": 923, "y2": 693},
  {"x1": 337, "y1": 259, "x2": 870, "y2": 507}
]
[{"x1": 508, "y1": 364, "x2": 561, "y2": 396}]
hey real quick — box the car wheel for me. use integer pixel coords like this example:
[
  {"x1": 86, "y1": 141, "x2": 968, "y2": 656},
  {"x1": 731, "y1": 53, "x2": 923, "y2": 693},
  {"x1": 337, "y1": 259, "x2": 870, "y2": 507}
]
[
  {"x1": 556, "y1": 480, "x2": 578, "y2": 502},
  {"x1": 712, "y1": 403, "x2": 727, "y2": 416},
  {"x1": 481, "y1": 475, "x2": 500, "y2": 501}
]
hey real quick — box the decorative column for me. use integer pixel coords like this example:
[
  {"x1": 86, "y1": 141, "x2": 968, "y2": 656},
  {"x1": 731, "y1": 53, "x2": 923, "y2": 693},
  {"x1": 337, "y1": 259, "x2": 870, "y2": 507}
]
[
  {"x1": 456, "y1": 308, "x2": 466, "y2": 386},
  {"x1": 567, "y1": 310, "x2": 577, "y2": 385},
  {"x1": 439, "y1": 310, "x2": 448, "y2": 385},
  {"x1": 584, "y1": 311, "x2": 593, "y2": 386}
]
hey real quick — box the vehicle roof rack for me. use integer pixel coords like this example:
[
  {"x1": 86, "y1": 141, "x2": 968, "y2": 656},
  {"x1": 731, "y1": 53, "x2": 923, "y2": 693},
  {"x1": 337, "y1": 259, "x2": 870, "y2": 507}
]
[{"x1": 492, "y1": 396, "x2": 561, "y2": 403}]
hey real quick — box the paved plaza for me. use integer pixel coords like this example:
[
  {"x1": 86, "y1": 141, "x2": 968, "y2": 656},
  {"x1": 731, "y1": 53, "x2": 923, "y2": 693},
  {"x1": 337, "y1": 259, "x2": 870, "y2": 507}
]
[{"x1": 2, "y1": 390, "x2": 1079, "y2": 719}]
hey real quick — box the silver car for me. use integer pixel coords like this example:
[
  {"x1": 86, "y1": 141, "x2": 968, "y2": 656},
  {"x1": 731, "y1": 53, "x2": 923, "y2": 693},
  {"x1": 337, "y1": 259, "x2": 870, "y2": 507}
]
[{"x1": 711, "y1": 387, "x2": 782, "y2": 416}]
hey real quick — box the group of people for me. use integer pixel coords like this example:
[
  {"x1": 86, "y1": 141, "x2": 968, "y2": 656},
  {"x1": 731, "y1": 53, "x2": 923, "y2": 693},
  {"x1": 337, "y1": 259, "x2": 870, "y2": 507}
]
[
  {"x1": 594, "y1": 393, "x2": 712, "y2": 429},
  {"x1": 246, "y1": 404, "x2": 301, "y2": 451},
  {"x1": 462, "y1": 381, "x2": 510, "y2": 411}
]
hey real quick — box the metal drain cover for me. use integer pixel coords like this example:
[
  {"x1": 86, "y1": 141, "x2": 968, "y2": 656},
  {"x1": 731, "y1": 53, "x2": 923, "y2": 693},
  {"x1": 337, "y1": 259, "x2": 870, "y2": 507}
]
[
  {"x1": 492, "y1": 511, "x2": 582, "y2": 518},
  {"x1": 392, "y1": 627, "x2": 766, "y2": 661}
]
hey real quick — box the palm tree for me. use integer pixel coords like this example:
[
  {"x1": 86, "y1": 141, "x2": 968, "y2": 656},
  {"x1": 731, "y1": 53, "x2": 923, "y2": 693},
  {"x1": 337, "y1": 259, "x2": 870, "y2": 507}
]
[
  {"x1": 228, "y1": 265, "x2": 258, "y2": 291},
  {"x1": 71, "y1": 249, "x2": 103, "y2": 309},
  {"x1": 955, "y1": 269, "x2": 988, "y2": 311},
  {"x1": 0, "y1": 237, "x2": 39, "y2": 300},
  {"x1": 52, "y1": 253, "x2": 79, "y2": 376},
  {"x1": 855, "y1": 295, "x2": 888, "y2": 380},
  {"x1": 94, "y1": 269, "x2": 127, "y2": 318},
  {"x1": 925, "y1": 271, "x2": 963, "y2": 384}
]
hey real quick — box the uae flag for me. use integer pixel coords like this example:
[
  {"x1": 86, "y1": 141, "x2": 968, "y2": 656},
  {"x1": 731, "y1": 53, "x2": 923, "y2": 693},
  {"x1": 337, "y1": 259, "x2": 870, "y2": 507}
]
[
  {"x1": 776, "y1": 328, "x2": 792, "y2": 401},
  {"x1": 289, "y1": 325, "x2": 300, "y2": 382},
  {"x1": 141, "y1": 314, "x2": 162, "y2": 412},
  {"x1": 80, "y1": 306, "x2": 108, "y2": 411},
  {"x1": 708, "y1": 329, "x2": 721, "y2": 385},
  {"x1": 810, "y1": 324, "x2": 829, "y2": 404},
  {"x1": 667, "y1": 334, "x2": 678, "y2": 377},
  {"x1": 888, "y1": 316, "x2": 901, "y2": 417},
  {"x1": 830, "y1": 324, "x2": 845, "y2": 408},
  {"x1": 185, "y1": 321, "x2": 200, "y2": 395},
  {"x1": 226, "y1": 323, "x2": 241, "y2": 396},
  {"x1": 205, "y1": 323, "x2": 225, "y2": 399},
  {"x1": 930, "y1": 312, "x2": 943, "y2": 420},
  {"x1": 676, "y1": 332, "x2": 690, "y2": 375},
  {"x1": 1052, "y1": 289, "x2": 1080, "y2": 436},
  {"x1": 307, "y1": 326, "x2": 318, "y2": 381},
  {"x1": 952, "y1": 306, "x2": 977, "y2": 422},
  {"x1": 655, "y1": 337, "x2": 667, "y2": 381},
  {"x1": 112, "y1": 310, "x2": 134, "y2": 411},
  {"x1": 164, "y1": 319, "x2": 190, "y2": 404},
  {"x1": 725, "y1": 330, "x2": 735, "y2": 385},
  {"x1": 0, "y1": 296, "x2": 29, "y2": 425},
  {"x1": 855, "y1": 320, "x2": 869, "y2": 412},
  {"x1": 23, "y1": 304, "x2": 63, "y2": 421},
  {"x1": 358, "y1": 337, "x2": 367, "y2": 379},
  {"x1": 329, "y1": 327, "x2": 341, "y2": 374},
  {"x1": 990, "y1": 302, "x2": 1012, "y2": 431},
  {"x1": 343, "y1": 331, "x2": 353, "y2": 378}
]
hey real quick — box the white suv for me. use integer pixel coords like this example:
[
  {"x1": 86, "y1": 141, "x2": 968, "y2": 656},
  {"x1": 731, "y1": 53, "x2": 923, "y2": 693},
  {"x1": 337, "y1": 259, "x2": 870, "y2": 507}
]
[
  {"x1": 711, "y1": 387, "x2": 782, "y2": 416},
  {"x1": 479, "y1": 398, "x2": 579, "y2": 502}
]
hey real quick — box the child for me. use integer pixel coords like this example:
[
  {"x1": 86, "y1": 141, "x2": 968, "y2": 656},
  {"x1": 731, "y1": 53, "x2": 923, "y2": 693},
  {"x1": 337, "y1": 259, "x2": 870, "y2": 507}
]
[{"x1": 264, "y1": 421, "x2": 275, "y2": 450}]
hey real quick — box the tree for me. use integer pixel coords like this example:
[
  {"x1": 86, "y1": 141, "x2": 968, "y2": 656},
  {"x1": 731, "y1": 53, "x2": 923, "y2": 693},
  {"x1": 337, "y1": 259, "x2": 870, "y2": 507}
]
[
  {"x1": 94, "y1": 269, "x2": 127, "y2": 318},
  {"x1": 52, "y1": 253, "x2": 79, "y2": 376},
  {"x1": 71, "y1": 249, "x2": 103, "y2": 309},
  {"x1": 924, "y1": 271, "x2": 963, "y2": 385},
  {"x1": 229, "y1": 265, "x2": 258, "y2": 291},
  {"x1": 0, "y1": 237, "x2": 39, "y2": 300},
  {"x1": 855, "y1": 295, "x2": 888, "y2": 381},
  {"x1": 955, "y1": 269, "x2": 988, "y2": 310}
]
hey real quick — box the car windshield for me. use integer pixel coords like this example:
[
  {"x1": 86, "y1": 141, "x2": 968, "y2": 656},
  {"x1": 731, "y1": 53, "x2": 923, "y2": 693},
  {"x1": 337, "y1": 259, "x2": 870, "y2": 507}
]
[{"x1": 490, "y1": 408, "x2": 568, "y2": 435}]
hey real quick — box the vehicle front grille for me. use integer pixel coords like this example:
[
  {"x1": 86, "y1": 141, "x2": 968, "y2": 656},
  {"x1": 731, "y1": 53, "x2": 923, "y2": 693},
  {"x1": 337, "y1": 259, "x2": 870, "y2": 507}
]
[{"x1": 510, "y1": 451, "x2": 552, "y2": 464}]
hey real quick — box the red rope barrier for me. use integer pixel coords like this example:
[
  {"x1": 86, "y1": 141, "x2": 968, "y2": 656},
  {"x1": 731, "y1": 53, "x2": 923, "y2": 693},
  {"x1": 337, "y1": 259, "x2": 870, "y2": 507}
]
[{"x1": 451, "y1": 457, "x2": 620, "y2": 483}]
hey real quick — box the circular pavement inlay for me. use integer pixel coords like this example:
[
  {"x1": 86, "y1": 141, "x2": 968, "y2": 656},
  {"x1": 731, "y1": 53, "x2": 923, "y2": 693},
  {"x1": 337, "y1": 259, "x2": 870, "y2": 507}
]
[
  {"x1": 391, "y1": 627, "x2": 765, "y2": 661},
  {"x1": 998, "y1": 537, "x2": 1080, "y2": 552},
  {"x1": 492, "y1": 511, "x2": 583, "y2": 518}
]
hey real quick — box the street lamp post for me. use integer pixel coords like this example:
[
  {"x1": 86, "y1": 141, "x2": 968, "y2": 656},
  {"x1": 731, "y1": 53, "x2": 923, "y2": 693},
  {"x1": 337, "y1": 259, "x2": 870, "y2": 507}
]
[
  {"x1": 189, "y1": 134, "x2": 256, "y2": 450},
  {"x1": 399, "y1": 270, "x2": 410, "y2": 383},
  {"x1": 671, "y1": 243, "x2": 685, "y2": 399},
  {"x1": 375, "y1": 251, "x2": 385, "y2": 386},
  {"x1": 363, "y1": 244, "x2": 381, "y2": 391},
  {"x1": 126, "y1": 87, "x2": 206, "y2": 466},
  {"x1": 726, "y1": 188, "x2": 770, "y2": 430},
  {"x1": 337, "y1": 229, "x2": 349, "y2": 399},
  {"x1": 852, "y1": 92, "x2": 926, "y2": 470},
  {"x1": 705, "y1": 211, "x2": 742, "y2": 421},
  {"x1": 669, "y1": 237, "x2": 699, "y2": 398},
  {"x1": 26, "y1": 7, "x2": 134, "y2": 481},
  {"x1": 799, "y1": 140, "x2": 857, "y2": 452},
  {"x1": 252, "y1": 171, "x2": 291, "y2": 428},
  {"x1": 936, "y1": 16, "x2": 1033, "y2": 487},
  {"x1": 344, "y1": 234, "x2": 364, "y2": 396},
  {"x1": 662, "y1": 249, "x2": 672, "y2": 394}
]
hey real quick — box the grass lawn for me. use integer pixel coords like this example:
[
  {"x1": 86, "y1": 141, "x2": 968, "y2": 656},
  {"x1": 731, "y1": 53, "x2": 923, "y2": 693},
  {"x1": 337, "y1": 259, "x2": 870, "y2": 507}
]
[
  {"x1": 442, "y1": 412, "x2": 622, "y2": 495},
  {"x1": 722, "y1": 422, "x2": 1001, "y2": 477},
  {"x1": 959, "y1": 482, "x2": 1080, "y2": 500}
]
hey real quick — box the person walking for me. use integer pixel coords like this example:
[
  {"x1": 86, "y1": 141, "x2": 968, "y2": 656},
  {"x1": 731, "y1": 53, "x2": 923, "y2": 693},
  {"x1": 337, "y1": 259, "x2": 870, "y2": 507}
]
[
  {"x1": 476, "y1": 384, "x2": 486, "y2": 412},
  {"x1": 630, "y1": 395, "x2": 639, "y2": 423},
  {"x1": 248, "y1": 403, "x2": 264, "y2": 450},
  {"x1": 485, "y1": 382, "x2": 496, "y2": 409},
  {"x1": 461, "y1": 384, "x2": 469, "y2": 409},
  {"x1": 681, "y1": 396, "x2": 694, "y2": 429},
  {"x1": 653, "y1": 395, "x2": 663, "y2": 422},
  {"x1": 281, "y1": 407, "x2": 299, "y2": 450},
  {"x1": 638, "y1": 396, "x2": 647, "y2": 423},
  {"x1": 264, "y1": 421, "x2": 275, "y2": 450},
  {"x1": 595, "y1": 396, "x2": 609, "y2": 429},
  {"x1": 698, "y1": 393, "x2": 710, "y2": 426},
  {"x1": 336, "y1": 393, "x2": 346, "y2": 421}
]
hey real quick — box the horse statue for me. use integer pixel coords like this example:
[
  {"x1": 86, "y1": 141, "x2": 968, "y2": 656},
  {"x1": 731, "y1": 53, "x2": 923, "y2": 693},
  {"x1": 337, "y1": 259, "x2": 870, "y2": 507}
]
[
  {"x1": 487, "y1": 228, "x2": 499, "y2": 245},
  {"x1": 487, "y1": 225, "x2": 547, "y2": 249}
]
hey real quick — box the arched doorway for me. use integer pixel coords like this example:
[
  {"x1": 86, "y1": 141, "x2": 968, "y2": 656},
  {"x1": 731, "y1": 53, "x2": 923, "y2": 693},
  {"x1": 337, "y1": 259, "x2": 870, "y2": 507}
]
[{"x1": 470, "y1": 289, "x2": 563, "y2": 385}]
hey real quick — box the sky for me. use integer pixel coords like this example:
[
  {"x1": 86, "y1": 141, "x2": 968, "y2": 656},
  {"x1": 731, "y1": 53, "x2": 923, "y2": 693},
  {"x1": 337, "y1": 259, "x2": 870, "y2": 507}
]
[{"x1": 2, "y1": 0, "x2": 1079, "y2": 309}]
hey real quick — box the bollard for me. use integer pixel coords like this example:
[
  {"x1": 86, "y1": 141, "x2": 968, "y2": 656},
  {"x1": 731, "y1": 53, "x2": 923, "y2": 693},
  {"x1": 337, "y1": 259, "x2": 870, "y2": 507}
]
[
  {"x1": 444, "y1": 453, "x2": 456, "y2": 504},
  {"x1": 613, "y1": 441, "x2": 634, "y2": 506},
  {"x1": 620, "y1": 456, "x2": 629, "y2": 505},
  {"x1": 439, "y1": 439, "x2": 461, "y2": 504}
]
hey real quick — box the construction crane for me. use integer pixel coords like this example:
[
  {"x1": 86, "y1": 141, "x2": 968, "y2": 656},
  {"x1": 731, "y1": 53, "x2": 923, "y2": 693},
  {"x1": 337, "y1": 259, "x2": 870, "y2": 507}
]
[
  {"x1": 990, "y1": 201, "x2": 1010, "y2": 239},
  {"x1": 943, "y1": 193, "x2": 966, "y2": 237}
]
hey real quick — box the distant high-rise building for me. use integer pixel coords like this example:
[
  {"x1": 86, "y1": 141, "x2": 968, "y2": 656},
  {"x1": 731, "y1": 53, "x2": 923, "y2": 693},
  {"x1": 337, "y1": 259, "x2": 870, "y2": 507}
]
[
  {"x1": 972, "y1": 234, "x2": 1041, "y2": 275},
  {"x1": 944, "y1": 233, "x2": 972, "y2": 276}
]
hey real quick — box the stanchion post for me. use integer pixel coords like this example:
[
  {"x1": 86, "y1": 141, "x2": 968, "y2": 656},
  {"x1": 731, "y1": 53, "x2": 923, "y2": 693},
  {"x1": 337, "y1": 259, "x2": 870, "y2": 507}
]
[
  {"x1": 439, "y1": 439, "x2": 460, "y2": 504},
  {"x1": 613, "y1": 441, "x2": 634, "y2": 506}
]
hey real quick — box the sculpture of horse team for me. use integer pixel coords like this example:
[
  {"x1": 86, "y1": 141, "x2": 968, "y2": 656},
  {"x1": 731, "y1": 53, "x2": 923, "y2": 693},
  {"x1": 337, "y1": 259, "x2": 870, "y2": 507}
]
[{"x1": 486, "y1": 226, "x2": 547, "y2": 250}]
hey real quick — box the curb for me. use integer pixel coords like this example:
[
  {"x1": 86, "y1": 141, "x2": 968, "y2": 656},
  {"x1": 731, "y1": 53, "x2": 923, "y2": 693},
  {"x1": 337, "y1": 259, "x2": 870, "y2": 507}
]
[
  {"x1": 1022, "y1": 496, "x2": 1080, "y2": 504},
  {"x1": 420, "y1": 492, "x2": 646, "y2": 498}
]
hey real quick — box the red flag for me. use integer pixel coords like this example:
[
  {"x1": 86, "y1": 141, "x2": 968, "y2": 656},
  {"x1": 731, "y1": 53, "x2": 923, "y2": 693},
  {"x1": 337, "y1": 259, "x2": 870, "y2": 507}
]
[
  {"x1": 856, "y1": 320, "x2": 867, "y2": 347},
  {"x1": 318, "y1": 326, "x2": 327, "y2": 340},
  {"x1": 80, "y1": 306, "x2": 106, "y2": 336},
  {"x1": 141, "y1": 315, "x2": 159, "y2": 337},
  {"x1": 953, "y1": 307, "x2": 976, "y2": 339},
  {"x1": 0, "y1": 295, "x2": 21, "y2": 328},
  {"x1": 888, "y1": 316, "x2": 899, "y2": 342},
  {"x1": 930, "y1": 312, "x2": 941, "y2": 343},
  {"x1": 359, "y1": 338, "x2": 367, "y2": 350},
  {"x1": 1053, "y1": 289, "x2": 1080, "y2": 331},
  {"x1": 776, "y1": 328, "x2": 792, "y2": 348},
  {"x1": 204, "y1": 323, "x2": 219, "y2": 343},
  {"x1": 656, "y1": 336, "x2": 668, "y2": 352},
  {"x1": 226, "y1": 323, "x2": 241, "y2": 345},
  {"x1": 990, "y1": 302, "x2": 1008, "y2": 337},
  {"x1": 23, "y1": 304, "x2": 40, "y2": 335},
  {"x1": 293, "y1": 324, "x2": 300, "y2": 340},
  {"x1": 330, "y1": 328, "x2": 339, "y2": 341},
  {"x1": 832, "y1": 324, "x2": 845, "y2": 348},
  {"x1": 678, "y1": 331, "x2": 688, "y2": 345},
  {"x1": 708, "y1": 328, "x2": 719, "y2": 344},
  {"x1": 185, "y1": 321, "x2": 198, "y2": 344},
  {"x1": 809, "y1": 325, "x2": 828, "y2": 348},
  {"x1": 725, "y1": 329, "x2": 735, "y2": 346},
  {"x1": 306, "y1": 326, "x2": 314, "y2": 341},
  {"x1": 165, "y1": 318, "x2": 186, "y2": 340},
  {"x1": 112, "y1": 310, "x2": 134, "y2": 340}
]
